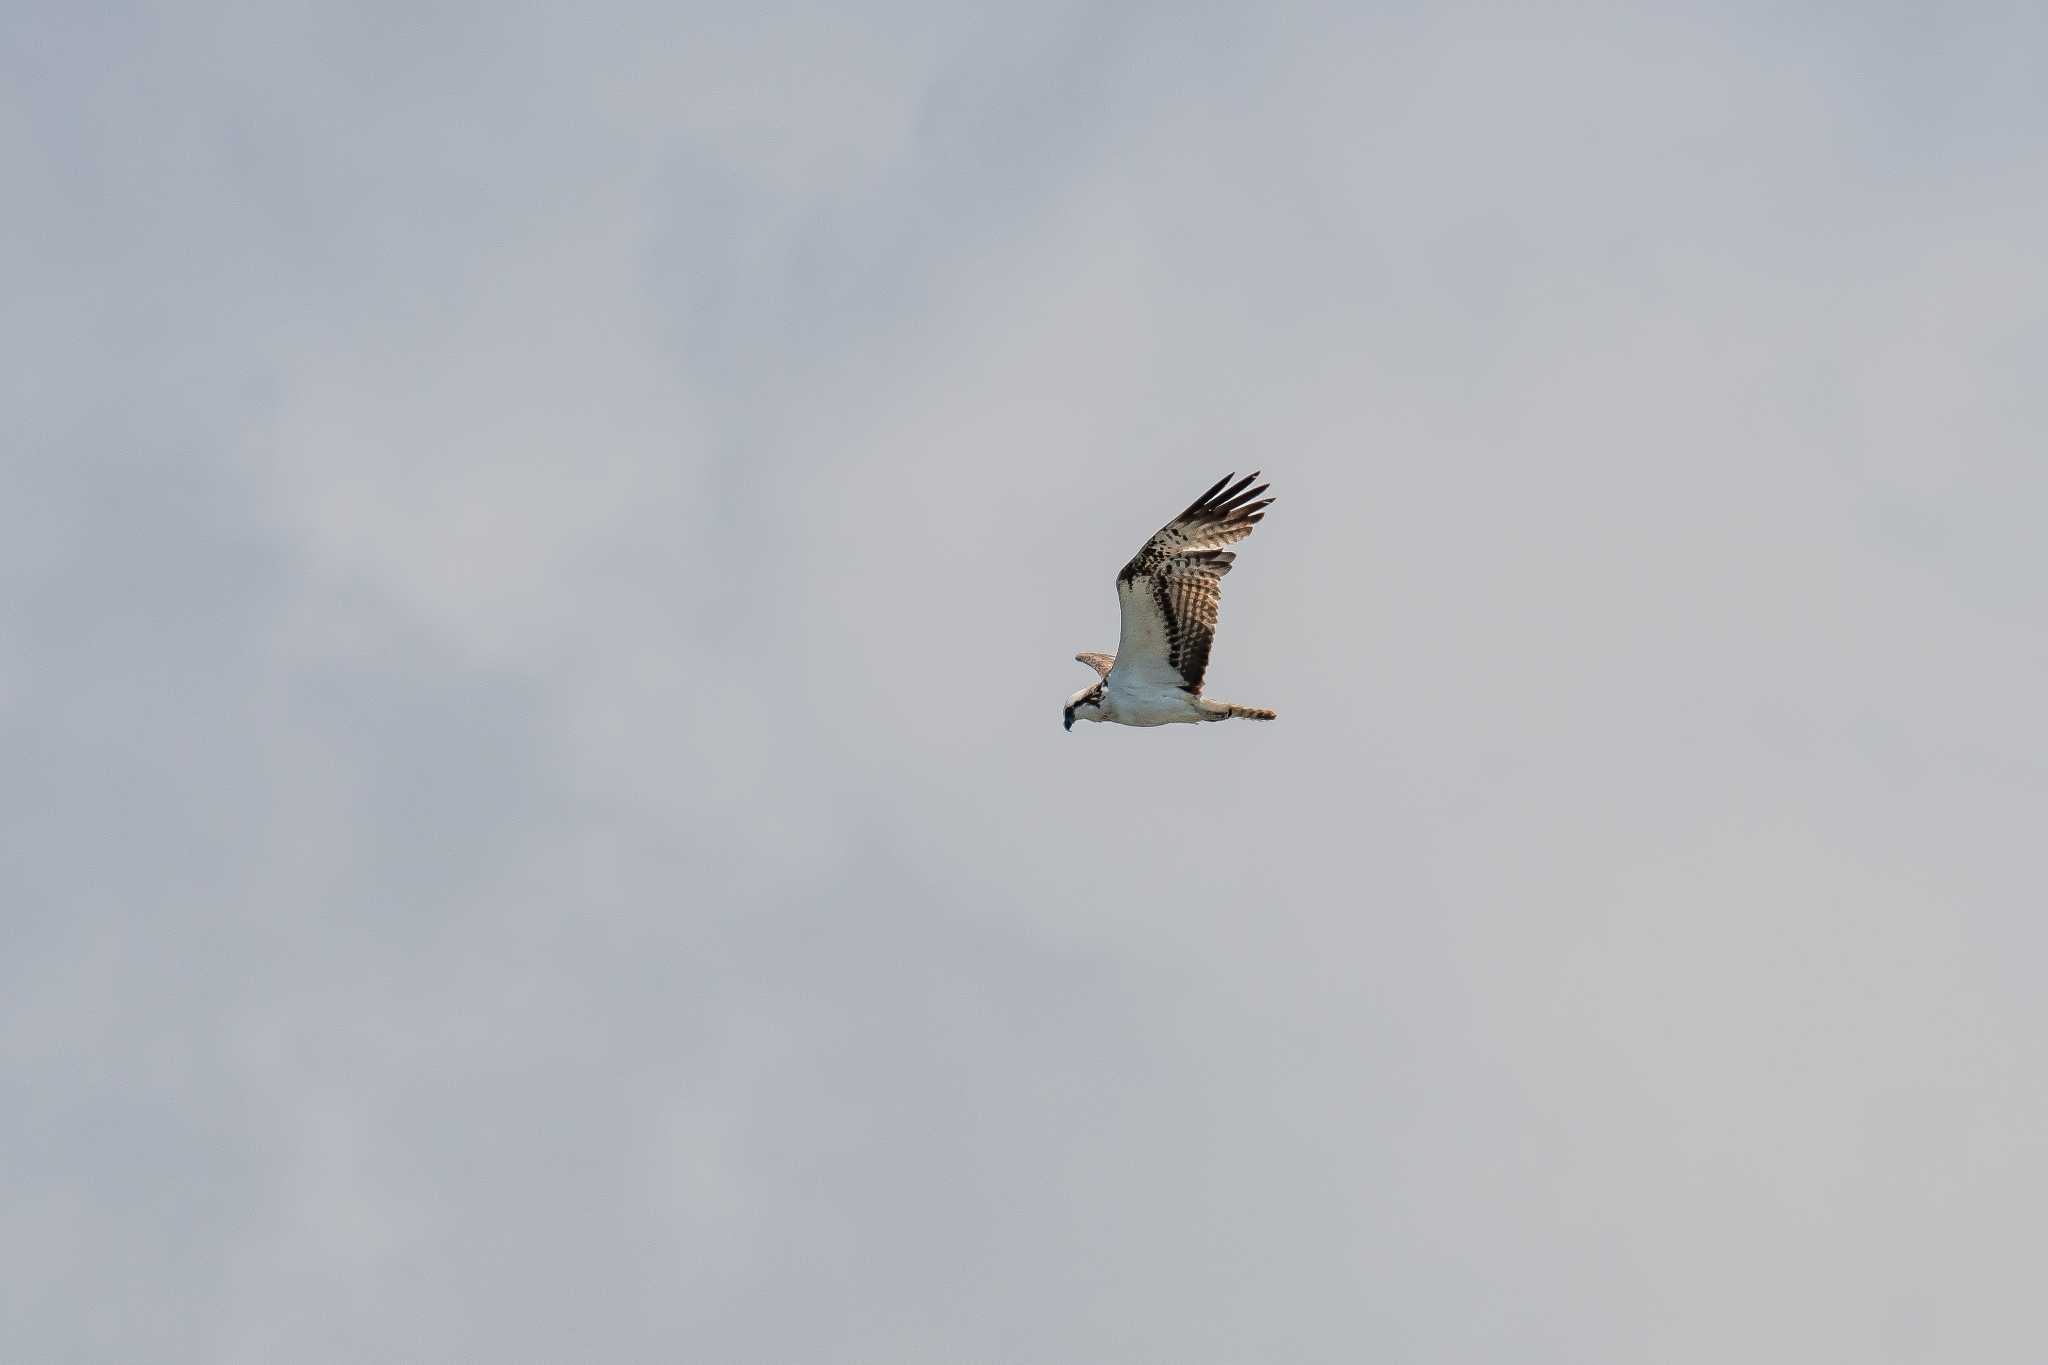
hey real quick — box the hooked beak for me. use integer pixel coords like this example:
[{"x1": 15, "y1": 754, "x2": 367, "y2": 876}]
[{"x1": 1063, "y1": 711, "x2": 1074, "y2": 732}]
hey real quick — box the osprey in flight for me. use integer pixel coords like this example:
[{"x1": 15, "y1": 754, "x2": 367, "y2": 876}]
[{"x1": 1064, "y1": 472, "x2": 1278, "y2": 731}]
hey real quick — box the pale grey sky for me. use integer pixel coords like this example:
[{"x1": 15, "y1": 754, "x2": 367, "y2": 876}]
[{"x1": 6, "y1": 2, "x2": 2047, "y2": 1361}]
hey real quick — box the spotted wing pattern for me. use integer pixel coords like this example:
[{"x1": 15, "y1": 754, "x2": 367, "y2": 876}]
[{"x1": 1111, "y1": 472, "x2": 1273, "y2": 694}]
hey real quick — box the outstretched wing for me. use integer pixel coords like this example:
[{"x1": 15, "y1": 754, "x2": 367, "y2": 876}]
[
  {"x1": 1110, "y1": 472, "x2": 1273, "y2": 695},
  {"x1": 1074, "y1": 651, "x2": 1116, "y2": 679}
]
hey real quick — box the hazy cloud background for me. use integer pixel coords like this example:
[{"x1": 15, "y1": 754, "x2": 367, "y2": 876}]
[{"x1": 6, "y1": 2, "x2": 2046, "y2": 1360}]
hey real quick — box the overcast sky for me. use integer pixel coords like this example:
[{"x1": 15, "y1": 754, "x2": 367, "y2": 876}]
[{"x1": 7, "y1": 2, "x2": 2047, "y2": 1361}]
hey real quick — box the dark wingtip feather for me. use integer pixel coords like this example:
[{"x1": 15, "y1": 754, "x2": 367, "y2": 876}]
[
  {"x1": 1151, "y1": 473, "x2": 1275, "y2": 557},
  {"x1": 1185, "y1": 472, "x2": 1234, "y2": 515}
]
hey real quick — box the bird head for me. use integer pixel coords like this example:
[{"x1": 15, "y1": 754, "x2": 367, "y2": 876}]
[{"x1": 1064, "y1": 684, "x2": 1105, "y2": 732}]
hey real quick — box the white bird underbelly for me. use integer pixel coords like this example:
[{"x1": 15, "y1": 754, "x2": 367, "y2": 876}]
[{"x1": 1100, "y1": 677, "x2": 1212, "y2": 726}]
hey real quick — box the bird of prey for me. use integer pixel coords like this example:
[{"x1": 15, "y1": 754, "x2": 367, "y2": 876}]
[{"x1": 1063, "y1": 472, "x2": 1278, "y2": 731}]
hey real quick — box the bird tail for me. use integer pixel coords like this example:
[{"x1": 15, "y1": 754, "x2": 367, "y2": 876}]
[{"x1": 1223, "y1": 703, "x2": 1277, "y2": 721}]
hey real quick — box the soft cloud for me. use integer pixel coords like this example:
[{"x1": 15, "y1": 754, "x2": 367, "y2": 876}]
[{"x1": 6, "y1": 2, "x2": 2046, "y2": 1361}]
